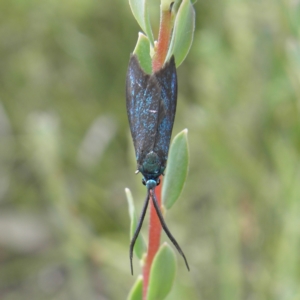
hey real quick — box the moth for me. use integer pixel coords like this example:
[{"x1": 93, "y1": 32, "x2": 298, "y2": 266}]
[{"x1": 126, "y1": 54, "x2": 189, "y2": 274}]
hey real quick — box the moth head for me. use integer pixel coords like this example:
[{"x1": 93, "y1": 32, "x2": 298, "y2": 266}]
[{"x1": 142, "y1": 177, "x2": 160, "y2": 189}]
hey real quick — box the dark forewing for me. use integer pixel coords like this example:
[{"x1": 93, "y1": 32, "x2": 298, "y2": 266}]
[
  {"x1": 126, "y1": 54, "x2": 161, "y2": 163},
  {"x1": 153, "y1": 56, "x2": 177, "y2": 164}
]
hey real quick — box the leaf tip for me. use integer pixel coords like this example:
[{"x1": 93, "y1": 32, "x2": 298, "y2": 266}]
[{"x1": 138, "y1": 31, "x2": 146, "y2": 38}]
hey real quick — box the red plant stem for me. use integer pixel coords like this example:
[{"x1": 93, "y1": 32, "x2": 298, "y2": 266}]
[
  {"x1": 142, "y1": 4, "x2": 174, "y2": 299},
  {"x1": 152, "y1": 7, "x2": 173, "y2": 72},
  {"x1": 143, "y1": 176, "x2": 163, "y2": 299}
]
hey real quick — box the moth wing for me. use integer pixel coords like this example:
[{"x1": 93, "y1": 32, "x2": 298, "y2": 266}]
[
  {"x1": 153, "y1": 56, "x2": 177, "y2": 166},
  {"x1": 126, "y1": 54, "x2": 161, "y2": 164}
]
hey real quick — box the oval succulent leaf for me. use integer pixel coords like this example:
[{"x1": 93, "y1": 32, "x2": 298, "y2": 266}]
[
  {"x1": 125, "y1": 188, "x2": 146, "y2": 259},
  {"x1": 162, "y1": 129, "x2": 189, "y2": 210},
  {"x1": 146, "y1": 243, "x2": 177, "y2": 300},
  {"x1": 165, "y1": 0, "x2": 195, "y2": 67},
  {"x1": 129, "y1": 0, "x2": 154, "y2": 46},
  {"x1": 127, "y1": 276, "x2": 143, "y2": 300},
  {"x1": 133, "y1": 32, "x2": 152, "y2": 74}
]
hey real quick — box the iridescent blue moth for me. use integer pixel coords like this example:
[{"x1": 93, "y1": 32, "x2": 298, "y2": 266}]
[{"x1": 126, "y1": 54, "x2": 189, "y2": 275}]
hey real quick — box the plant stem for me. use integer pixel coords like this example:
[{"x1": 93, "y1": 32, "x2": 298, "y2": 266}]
[
  {"x1": 143, "y1": 176, "x2": 163, "y2": 299},
  {"x1": 152, "y1": 5, "x2": 173, "y2": 72},
  {"x1": 142, "y1": 3, "x2": 174, "y2": 299}
]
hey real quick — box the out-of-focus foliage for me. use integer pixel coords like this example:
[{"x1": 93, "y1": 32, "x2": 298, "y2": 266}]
[{"x1": 0, "y1": 0, "x2": 300, "y2": 299}]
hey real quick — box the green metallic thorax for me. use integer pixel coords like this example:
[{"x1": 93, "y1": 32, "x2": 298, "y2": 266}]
[{"x1": 138, "y1": 151, "x2": 165, "y2": 180}]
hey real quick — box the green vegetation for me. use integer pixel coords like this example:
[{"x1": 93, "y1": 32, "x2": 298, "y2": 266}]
[{"x1": 0, "y1": 0, "x2": 300, "y2": 299}]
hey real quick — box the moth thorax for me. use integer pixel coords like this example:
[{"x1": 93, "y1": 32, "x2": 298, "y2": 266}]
[{"x1": 142, "y1": 151, "x2": 161, "y2": 174}]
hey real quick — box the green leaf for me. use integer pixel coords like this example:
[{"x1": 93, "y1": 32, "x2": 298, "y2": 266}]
[
  {"x1": 133, "y1": 32, "x2": 152, "y2": 74},
  {"x1": 129, "y1": 0, "x2": 154, "y2": 46},
  {"x1": 127, "y1": 276, "x2": 143, "y2": 300},
  {"x1": 146, "y1": 243, "x2": 176, "y2": 300},
  {"x1": 125, "y1": 188, "x2": 147, "y2": 259},
  {"x1": 162, "y1": 129, "x2": 189, "y2": 210},
  {"x1": 165, "y1": 0, "x2": 195, "y2": 67}
]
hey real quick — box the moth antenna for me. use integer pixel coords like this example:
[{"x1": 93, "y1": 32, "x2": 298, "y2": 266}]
[
  {"x1": 151, "y1": 189, "x2": 190, "y2": 271},
  {"x1": 129, "y1": 190, "x2": 150, "y2": 275}
]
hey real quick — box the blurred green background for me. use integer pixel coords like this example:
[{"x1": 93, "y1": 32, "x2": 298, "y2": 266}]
[{"x1": 1, "y1": 0, "x2": 300, "y2": 299}]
